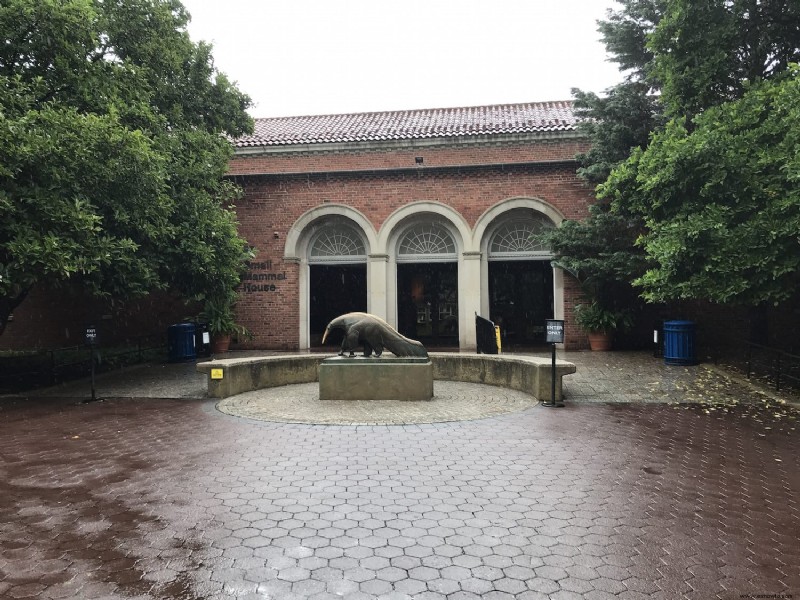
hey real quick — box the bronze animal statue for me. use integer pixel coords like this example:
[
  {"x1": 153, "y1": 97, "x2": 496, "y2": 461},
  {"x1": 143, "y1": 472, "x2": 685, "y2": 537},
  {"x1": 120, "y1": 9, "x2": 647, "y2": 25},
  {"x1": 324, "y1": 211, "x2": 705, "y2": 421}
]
[{"x1": 322, "y1": 312, "x2": 428, "y2": 358}]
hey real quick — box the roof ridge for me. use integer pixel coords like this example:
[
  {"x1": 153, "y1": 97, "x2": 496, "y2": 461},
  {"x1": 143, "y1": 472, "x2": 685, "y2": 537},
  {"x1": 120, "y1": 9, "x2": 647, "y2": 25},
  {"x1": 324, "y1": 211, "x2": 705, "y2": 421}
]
[
  {"x1": 238, "y1": 100, "x2": 579, "y2": 148},
  {"x1": 253, "y1": 100, "x2": 574, "y2": 122}
]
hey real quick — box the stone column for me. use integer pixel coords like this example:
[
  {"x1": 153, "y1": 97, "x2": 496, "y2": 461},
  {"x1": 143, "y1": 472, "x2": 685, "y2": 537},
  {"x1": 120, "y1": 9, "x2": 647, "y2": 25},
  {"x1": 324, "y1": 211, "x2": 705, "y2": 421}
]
[
  {"x1": 460, "y1": 251, "x2": 482, "y2": 351},
  {"x1": 367, "y1": 254, "x2": 389, "y2": 321},
  {"x1": 288, "y1": 257, "x2": 307, "y2": 350}
]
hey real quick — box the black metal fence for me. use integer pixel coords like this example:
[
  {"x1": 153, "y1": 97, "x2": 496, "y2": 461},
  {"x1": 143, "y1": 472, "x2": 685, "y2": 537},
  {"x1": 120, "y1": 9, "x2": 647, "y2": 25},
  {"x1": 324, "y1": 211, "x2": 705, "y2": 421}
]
[
  {"x1": 743, "y1": 341, "x2": 800, "y2": 394},
  {"x1": 0, "y1": 334, "x2": 166, "y2": 394}
]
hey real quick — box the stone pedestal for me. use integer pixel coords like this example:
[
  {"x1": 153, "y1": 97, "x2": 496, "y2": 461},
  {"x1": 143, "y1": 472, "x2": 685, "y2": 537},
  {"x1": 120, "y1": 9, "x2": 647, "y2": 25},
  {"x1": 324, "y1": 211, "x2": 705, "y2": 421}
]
[{"x1": 319, "y1": 356, "x2": 433, "y2": 401}]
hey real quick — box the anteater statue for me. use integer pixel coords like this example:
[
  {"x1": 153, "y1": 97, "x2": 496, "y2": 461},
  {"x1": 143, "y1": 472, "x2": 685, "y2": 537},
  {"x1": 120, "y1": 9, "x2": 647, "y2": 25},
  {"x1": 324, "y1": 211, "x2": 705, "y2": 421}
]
[{"x1": 322, "y1": 312, "x2": 428, "y2": 358}]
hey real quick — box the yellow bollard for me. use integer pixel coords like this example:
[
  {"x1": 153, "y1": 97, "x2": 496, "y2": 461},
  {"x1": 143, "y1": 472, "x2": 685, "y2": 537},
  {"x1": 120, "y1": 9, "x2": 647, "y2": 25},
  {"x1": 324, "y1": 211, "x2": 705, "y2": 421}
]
[{"x1": 494, "y1": 325, "x2": 502, "y2": 354}]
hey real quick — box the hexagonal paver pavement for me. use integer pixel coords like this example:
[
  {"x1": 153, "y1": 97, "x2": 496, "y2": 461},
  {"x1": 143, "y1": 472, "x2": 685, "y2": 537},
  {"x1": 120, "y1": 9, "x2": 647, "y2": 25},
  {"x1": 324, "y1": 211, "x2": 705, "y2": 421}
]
[{"x1": 0, "y1": 353, "x2": 798, "y2": 599}]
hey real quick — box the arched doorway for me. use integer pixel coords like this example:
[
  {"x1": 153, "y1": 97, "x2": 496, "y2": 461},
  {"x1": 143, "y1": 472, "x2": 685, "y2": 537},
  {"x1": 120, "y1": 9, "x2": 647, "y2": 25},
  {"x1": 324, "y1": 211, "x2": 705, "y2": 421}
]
[
  {"x1": 396, "y1": 222, "x2": 459, "y2": 348},
  {"x1": 487, "y1": 213, "x2": 555, "y2": 349},
  {"x1": 308, "y1": 221, "x2": 367, "y2": 347}
]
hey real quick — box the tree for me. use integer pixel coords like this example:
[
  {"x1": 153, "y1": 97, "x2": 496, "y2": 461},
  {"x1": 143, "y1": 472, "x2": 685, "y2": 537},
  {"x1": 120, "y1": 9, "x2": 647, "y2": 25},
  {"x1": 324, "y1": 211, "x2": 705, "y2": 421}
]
[
  {"x1": 600, "y1": 69, "x2": 800, "y2": 305},
  {"x1": 0, "y1": 0, "x2": 253, "y2": 336},
  {"x1": 596, "y1": 0, "x2": 665, "y2": 81},
  {"x1": 562, "y1": 84, "x2": 661, "y2": 312},
  {"x1": 572, "y1": 82, "x2": 663, "y2": 185},
  {"x1": 649, "y1": 0, "x2": 800, "y2": 120},
  {"x1": 596, "y1": 0, "x2": 800, "y2": 305},
  {"x1": 538, "y1": 206, "x2": 649, "y2": 308},
  {"x1": 555, "y1": 0, "x2": 800, "y2": 311},
  {"x1": 574, "y1": 0, "x2": 666, "y2": 185},
  {"x1": 539, "y1": 1, "x2": 666, "y2": 327}
]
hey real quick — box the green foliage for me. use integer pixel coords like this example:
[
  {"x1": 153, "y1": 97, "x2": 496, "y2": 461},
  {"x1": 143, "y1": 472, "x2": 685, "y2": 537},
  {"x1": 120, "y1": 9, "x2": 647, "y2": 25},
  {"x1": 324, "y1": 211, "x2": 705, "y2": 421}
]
[
  {"x1": 1, "y1": 107, "x2": 166, "y2": 296},
  {"x1": 597, "y1": 0, "x2": 666, "y2": 82},
  {"x1": 572, "y1": 83, "x2": 663, "y2": 185},
  {"x1": 571, "y1": 0, "x2": 666, "y2": 185},
  {"x1": 568, "y1": 0, "x2": 800, "y2": 309},
  {"x1": 0, "y1": 0, "x2": 254, "y2": 336},
  {"x1": 536, "y1": 207, "x2": 648, "y2": 319},
  {"x1": 574, "y1": 302, "x2": 633, "y2": 334},
  {"x1": 650, "y1": 0, "x2": 800, "y2": 120},
  {"x1": 198, "y1": 293, "x2": 249, "y2": 338},
  {"x1": 540, "y1": 209, "x2": 647, "y2": 295},
  {"x1": 600, "y1": 69, "x2": 800, "y2": 305},
  {"x1": 549, "y1": 1, "x2": 665, "y2": 329}
]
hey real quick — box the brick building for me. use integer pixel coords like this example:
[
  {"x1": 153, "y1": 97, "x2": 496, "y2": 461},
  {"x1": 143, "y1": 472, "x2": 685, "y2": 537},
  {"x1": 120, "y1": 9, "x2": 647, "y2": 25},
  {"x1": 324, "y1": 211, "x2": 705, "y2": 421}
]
[
  {"x1": 228, "y1": 101, "x2": 594, "y2": 351},
  {"x1": 3, "y1": 100, "x2": 792, "y2": 357}
]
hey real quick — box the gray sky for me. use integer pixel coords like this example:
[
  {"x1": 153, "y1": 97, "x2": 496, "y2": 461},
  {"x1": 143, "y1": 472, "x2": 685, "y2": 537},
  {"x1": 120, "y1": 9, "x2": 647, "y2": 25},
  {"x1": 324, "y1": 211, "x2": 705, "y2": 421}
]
[{"x1": 180, "y1": 0, "x2": 623, "y2": 118}]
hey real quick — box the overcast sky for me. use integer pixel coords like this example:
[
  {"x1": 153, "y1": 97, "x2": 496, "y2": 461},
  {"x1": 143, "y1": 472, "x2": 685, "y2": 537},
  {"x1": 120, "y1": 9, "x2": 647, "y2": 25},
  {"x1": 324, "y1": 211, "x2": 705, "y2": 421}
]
[{"x1": 180, "y1": 0, "x2": 623, "y2": 119}]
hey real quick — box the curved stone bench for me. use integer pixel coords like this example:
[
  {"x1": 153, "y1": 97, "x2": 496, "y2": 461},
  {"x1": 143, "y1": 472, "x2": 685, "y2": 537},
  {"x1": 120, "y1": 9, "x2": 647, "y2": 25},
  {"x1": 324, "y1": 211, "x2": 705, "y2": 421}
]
[
  {"x1": 197, "y1": 353, "x2": 576, "y2": 402},
  {"x1": 431, "y1": 353, "x2": 576, "y2": 401}
]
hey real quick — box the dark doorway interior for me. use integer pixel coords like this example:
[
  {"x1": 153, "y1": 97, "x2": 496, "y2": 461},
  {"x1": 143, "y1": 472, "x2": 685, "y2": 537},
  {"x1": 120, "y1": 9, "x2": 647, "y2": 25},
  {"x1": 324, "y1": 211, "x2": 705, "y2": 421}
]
[
  {"x1": 489, "y1": 261, "x2": 553, "y2": 349},
  {"x1": 397, "y1": 263, "x2": 459, "y2": 348},
  {"x1": 310, "y1": 264, "x2": 367, "y2": 348}
]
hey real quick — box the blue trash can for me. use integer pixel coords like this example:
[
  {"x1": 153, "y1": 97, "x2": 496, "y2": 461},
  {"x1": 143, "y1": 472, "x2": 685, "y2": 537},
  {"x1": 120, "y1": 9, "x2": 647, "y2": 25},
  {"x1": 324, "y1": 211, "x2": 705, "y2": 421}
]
[
  {"x1": 663, "y1": 320, "x2": 697, "y2": 366},
  {"x1": 167, "y1": 323, "x2": 197, "y2": 362}
]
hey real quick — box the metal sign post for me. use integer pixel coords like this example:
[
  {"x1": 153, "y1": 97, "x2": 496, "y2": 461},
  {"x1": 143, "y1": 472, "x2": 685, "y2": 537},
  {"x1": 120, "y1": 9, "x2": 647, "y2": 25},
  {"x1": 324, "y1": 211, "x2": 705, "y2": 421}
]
[
  {"x1": 542, "y1": 319, "x2": 565, "y2": 408},
  {"x1": 84, "y1": 325, "x2": 99, "y2": 403}
]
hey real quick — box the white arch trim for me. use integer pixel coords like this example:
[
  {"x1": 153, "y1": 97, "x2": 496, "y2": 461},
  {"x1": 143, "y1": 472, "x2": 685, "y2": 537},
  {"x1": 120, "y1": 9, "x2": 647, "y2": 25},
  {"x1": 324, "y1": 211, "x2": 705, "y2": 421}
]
[
  {"x1": 284, "y1": 204, "x2": 378, "y2": 351},
  {"x1": 377, "y1": 202, "x2": 475, "y2": 346},
  {"x1": 473, "y1": 197, "x2": 568, "y2": 337},
  {"x1": 471, "y1": 196, "x2": 565, "y2": 249},
  {"x1": 377, "y1": 201, "x2": 473, "y2": 254},
  {"x1": 284, "y1": 204, "x2": 378, "y2": 260}
]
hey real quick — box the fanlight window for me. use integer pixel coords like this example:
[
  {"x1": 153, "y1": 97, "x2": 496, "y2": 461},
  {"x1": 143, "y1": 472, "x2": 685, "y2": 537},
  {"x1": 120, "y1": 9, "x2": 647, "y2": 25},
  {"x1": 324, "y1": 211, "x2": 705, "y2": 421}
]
[
  {"x1": 397, "y1": 223, "x2": 457, "y2": 262},
  {"x1": 309, "y1": 224, "x2": 366, "y2": 263},
  {"x1": 489, "y1": 217, "x2": 554, "y2": 260}
]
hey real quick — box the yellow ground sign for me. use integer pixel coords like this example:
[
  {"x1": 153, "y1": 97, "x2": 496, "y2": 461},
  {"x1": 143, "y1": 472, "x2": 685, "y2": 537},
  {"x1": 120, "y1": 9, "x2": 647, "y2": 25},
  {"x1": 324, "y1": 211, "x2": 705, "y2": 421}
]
[{"x1": 211, "y1": 368, "x2": 224, "y2": 380}]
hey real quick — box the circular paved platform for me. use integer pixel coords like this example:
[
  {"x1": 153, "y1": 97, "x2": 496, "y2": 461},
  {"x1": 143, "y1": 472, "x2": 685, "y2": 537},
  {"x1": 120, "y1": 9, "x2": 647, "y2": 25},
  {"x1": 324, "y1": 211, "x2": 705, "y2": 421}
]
[{"x1": 216, "y1": 380, "x2": 540, "y2": 425}]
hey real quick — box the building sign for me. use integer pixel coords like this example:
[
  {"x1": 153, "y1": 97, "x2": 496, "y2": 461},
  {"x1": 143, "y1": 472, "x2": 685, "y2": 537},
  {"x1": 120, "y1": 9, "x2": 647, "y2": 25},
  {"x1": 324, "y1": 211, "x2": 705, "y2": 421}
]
[
  {"x1": 545, "y1": 319, "x2": 565, "y2": 344},
  {"x1": 240, "y1": 259, "x2": 286, "y2": 293}
]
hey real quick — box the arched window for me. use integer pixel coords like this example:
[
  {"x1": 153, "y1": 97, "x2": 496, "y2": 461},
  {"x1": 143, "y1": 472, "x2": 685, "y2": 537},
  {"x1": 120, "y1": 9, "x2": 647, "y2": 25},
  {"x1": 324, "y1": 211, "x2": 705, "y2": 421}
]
[
  {"x1": 397, "y1": 223, "x2": 457, "y2": 262},
  {"x1": 309, "y1": 223, "x2": 367, "y2": 264},
  {"x1": 488, "y1": 215, "x2": 553, "y2": 261}
]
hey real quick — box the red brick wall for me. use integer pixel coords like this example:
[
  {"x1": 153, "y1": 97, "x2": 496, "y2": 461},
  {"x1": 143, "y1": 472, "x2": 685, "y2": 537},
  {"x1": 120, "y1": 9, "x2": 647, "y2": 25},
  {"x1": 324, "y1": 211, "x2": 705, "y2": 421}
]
[
  {"x1": 229, "y1": 138, "x2": 590, "y2": 176},
  {"x1": 1, "y1": 284, "x2": 190, "y2": 351},
  {"x1": 234, "y1": 163, "x2": 593, "y2": 231},
  {"x1": 1, "y1": 137, "x2": 596, "y2": 352},
  {"x1": 232, "y1": 148, "x2": 595, "y2": 350},
  {"x1": 562, "y1": 275, "x2": 589, "y2": 351},
  {"x1": 233, "y1": 257, "x2": 299, "y2": 352},
  {"x1": 8, "y1": 131, "x2": 791, "y2": 357}
]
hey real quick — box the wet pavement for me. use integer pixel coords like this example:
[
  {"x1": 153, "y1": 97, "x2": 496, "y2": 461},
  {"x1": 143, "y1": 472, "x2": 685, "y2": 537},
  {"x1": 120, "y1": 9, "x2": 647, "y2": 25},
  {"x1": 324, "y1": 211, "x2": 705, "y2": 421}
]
[{"x1": 0, "y1": 352, "x2": 798, "y2": 600}]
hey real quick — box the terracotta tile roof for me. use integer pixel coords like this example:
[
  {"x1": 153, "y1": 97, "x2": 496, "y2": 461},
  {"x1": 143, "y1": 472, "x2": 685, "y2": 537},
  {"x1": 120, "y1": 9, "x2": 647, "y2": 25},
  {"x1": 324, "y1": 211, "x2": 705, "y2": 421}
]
[{"x1": 234, "y1": 101, "x2": 577, "y2": 148}]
